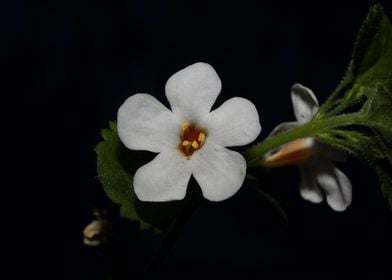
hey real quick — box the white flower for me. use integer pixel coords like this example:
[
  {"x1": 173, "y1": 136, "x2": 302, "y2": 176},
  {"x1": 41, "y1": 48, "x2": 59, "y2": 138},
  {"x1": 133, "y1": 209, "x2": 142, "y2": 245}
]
[
  {"x1": 117, "y1": 62, "x2": 261, "y2": 202},
  {"x1": 263, "y1": 83, "x2": 352, "y2": 211}
]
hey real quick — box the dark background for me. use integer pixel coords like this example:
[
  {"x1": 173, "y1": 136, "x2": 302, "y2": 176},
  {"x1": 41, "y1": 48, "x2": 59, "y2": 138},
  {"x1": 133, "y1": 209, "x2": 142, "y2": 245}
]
[{"x1": 3, "y1": 0, "x2": 392, "y2": 279}]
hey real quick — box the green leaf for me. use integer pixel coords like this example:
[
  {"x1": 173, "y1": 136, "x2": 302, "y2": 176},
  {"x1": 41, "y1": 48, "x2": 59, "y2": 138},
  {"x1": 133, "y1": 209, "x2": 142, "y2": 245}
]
[
  {"x1": 352, "y1": 5, "x2": 389, "y2": 76},
  {"x1": 318, "y1": 4, "x2": 392, "y2": 118},
  {"x1": 96, "y1": 122, "x2": 202, "y2": 231},
  {"x1": 354, "y1": 7, "x2": 392, "y2": 89},
  {"x1": 96, "y1": 121, "x2": 150, "y2": 229},
  {"x1": 314, "y1": 4, "x2": 392, "y2": 208}
]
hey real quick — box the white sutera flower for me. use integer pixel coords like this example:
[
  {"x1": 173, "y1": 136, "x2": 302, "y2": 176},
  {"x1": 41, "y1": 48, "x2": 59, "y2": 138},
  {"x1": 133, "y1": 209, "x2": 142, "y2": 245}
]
[
  {"x1": 263, "y1": 83, "x2": 352, "y2": 211},
  {"x1": 117, "y1": 62, "x2": 261, "y2": 202}
]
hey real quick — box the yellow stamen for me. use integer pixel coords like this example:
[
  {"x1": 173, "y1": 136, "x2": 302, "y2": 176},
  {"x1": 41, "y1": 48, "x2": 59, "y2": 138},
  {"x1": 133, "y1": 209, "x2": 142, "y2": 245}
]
[
  {"x1": 191, "y1": 141, "x2": 199, "y2": 149},
  {"x1": 198, "y1": 132, "x2": 206, "y2": 143},
  {"x1": 182, "y1": 140, "x2": 190, "y2": 146},
  {"x1": 182, "y1": 122, "x2": 190, "y2": 131},
  {"x1": 178, "y1": 122, "x2": 207, "y2": 157}
]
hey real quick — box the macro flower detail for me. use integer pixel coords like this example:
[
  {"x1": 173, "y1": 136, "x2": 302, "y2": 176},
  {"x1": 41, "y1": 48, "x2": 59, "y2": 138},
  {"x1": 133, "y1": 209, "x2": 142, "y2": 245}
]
[
  {"x1": 117, "y1": 62, "x2": 261, "y2": 202},
  {"x1": 263, "y1": 83, "x2": 352, "y2": 211}
]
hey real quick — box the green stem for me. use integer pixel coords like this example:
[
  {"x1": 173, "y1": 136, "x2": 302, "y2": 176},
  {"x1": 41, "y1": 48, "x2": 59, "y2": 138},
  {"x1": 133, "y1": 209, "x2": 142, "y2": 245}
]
[{"x1": 245, "y1": 113, "x2": 361, "y2": 167}]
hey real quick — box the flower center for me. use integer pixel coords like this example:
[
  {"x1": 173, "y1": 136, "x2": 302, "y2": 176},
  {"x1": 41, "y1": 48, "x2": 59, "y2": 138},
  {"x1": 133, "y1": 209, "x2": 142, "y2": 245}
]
[{"x1": 178, "y1": 122, "x2": 206, "y2": 158}]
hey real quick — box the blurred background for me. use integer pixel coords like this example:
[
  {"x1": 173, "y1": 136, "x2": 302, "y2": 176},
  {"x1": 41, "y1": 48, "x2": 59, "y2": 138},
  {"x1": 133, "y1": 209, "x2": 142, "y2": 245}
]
[{"x1": 2, "y1": 0, "x2": 392, "y2": 279}]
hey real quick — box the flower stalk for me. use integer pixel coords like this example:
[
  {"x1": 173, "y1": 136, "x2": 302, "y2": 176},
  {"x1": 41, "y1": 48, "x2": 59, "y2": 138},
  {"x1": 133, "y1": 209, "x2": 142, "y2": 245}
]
[{"x1": 246, "y1": 112, "x2": 362, "y2": 168}]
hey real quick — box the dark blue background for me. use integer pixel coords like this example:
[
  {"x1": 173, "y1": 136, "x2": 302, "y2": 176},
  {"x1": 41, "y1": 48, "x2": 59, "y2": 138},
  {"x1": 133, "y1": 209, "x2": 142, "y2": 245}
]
[{"x1": 3, "y1": 0, "x2": 392, "y2": 279}]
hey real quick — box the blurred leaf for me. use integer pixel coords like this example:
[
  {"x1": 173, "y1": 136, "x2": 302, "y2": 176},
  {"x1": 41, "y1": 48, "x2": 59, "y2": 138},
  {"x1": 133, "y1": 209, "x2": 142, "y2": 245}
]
[
  {"x1": 353, "y1": 4, "x2": 392, "y2": 78},
  {"x1": 312, "y1": 4, "x2": 392, "y2": 208},
  {"x1": 96, "y1": 122, "x2": 202, "y2": 231},
  {"x1": 318, "y1": 4, "x2": 392, "y2": 117}
]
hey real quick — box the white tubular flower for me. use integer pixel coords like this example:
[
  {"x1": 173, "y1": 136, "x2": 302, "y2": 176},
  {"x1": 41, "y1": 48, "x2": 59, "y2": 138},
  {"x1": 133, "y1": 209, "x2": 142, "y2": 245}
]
[
  {"x1": 263, "y1": 83, "x2": 352, "y2": 211},
  {"x1": 117, "y1": 62, "x2": 261, "y2": 202}
]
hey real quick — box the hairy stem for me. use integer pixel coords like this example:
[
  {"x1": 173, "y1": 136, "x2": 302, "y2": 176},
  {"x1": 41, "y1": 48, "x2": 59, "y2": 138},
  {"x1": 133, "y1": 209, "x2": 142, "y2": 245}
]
[{"x1": 245, "y1": 113, "x2": 361, "y2": 167}]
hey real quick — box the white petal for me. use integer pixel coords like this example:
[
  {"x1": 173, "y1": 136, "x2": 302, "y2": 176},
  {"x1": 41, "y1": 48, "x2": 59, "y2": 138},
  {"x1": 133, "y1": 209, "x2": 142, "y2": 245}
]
[
  {"x1": 133, "y1": 150, "x2": 191, "y2": 202},
  {"x1": 201, "y1": 97, "x2": 261, "y2": 147},
  {"x1": 314, "y1": 160, "x2": 352, "y2": 211},
  {"x1": 298, "y1": 164, "x2": 324, "y2": 203},
  {"x1": 117, "y1": 94, "x2": 181, "y2": 153},
  {"x1": 165, "y1": 62, "x2": 222, "y2": 119},
  {"x1": 190, "y1": 143, "x2": 246, "y2": 201},
  {"x1": 291, "y1": 83, "x2": 319, "y2": 123},
  {"x1": 267, "y1": 121, "x2": 299, "y2": 139}
]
